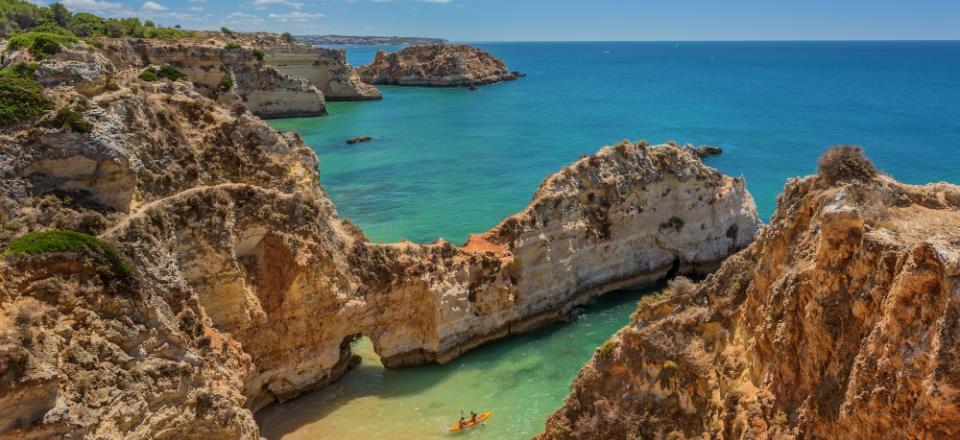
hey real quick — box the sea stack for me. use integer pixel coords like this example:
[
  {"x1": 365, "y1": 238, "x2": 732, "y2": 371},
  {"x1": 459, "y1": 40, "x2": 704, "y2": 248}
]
[
  {"x1": 539, "y1": 147, "x2": 960, "y2": 440},
  {"x1": 357, "y1": 44, "x2": 522, "y2": 87}
]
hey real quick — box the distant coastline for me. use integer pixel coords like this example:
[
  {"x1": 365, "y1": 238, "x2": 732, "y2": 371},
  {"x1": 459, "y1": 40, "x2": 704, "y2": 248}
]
[{"x1": 298, "y1": 34, "x2": 449, "y2": 46}]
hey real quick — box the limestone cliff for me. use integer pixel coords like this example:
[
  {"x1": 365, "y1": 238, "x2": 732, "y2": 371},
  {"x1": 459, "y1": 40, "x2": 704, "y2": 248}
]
[
  {"x1": 357, "y1": 44, "x2": 522, "y2": 87},
  {"x1": 265, "y1": 46, "x2": 381, "y2": 101},
  {"x1": 539, "y1": 149, "x2": 960, "y2": 440},
  {"x1": 99, "y1": 39, "x2": 327, "y2": 118},
  {"x1": 0, "y1": 41, "x2": 758, "y2": 439}
]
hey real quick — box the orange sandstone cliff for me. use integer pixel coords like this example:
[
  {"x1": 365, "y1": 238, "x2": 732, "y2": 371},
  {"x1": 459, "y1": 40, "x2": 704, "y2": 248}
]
[{"x1": 539, "y1": 148, "x2": 960, "y2": 440}]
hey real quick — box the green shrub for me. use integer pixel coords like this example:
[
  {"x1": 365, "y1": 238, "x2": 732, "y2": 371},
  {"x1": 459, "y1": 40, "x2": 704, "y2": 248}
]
[
  {"x1": 596, "y1": 340, "x2": 619, "y2": 359},
  {"x1": 251, "y1": 48, "x2": 264, "y2": 61},
  {"x1": 0, "y1": 63, "x2": 50, "y2": 126},
  {"x1": 219, "y1": 75, "x2": 233, "y2": 91},
  {"x1": 139, "y1": 65, "x2": 185, "y2": 82},
  {"x1": 25, "y1": 22, "x2": 74, "y2": 36},
  {"x1": 138, "y1": 66, "x2": 158, "y2": 81},
  {"x1": 3, "y1": 229, "x2": 131, "y2": 277},
  {"x1": 280, "y1": 32, "x2": 294, "y2": 43},
  {"x1": 220, "y1": 26, "x2": 233, "y2": 36},
  {"x1": 7, "y1": 31, "x2": 78, "y2": 58},
  {"x1": 157, "y1": 65, "x2": 185, "y2": 81},
  {"x1": 48, "y1": 106, "x2": 92, "y2": 133},
  {"x1": 224, "y1": 42, "x2": 241, "y2": 49}
]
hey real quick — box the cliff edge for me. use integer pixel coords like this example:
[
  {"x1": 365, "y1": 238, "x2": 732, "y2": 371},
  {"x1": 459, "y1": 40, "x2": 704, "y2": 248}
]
[{"x1": 539, "y1": 147, "x2": 960, "y2": 440}]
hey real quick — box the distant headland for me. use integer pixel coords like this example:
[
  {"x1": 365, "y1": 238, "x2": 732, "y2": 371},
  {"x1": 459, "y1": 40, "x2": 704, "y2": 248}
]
[{"x1": 297, "y1": 34, "x2": 449, "y2": 46}]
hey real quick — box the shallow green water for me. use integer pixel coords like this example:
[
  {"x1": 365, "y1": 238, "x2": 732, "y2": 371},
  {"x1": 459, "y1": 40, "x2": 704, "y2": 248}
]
[{"x1": 255, "y1": 287, "x2": 653, "y2": 439}]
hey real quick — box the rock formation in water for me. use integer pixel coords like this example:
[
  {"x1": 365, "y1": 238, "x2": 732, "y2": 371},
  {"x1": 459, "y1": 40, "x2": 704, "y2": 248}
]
[
  {"x1": 357, "y1": 44, "x2": 522, "y2": 87},
  {"x1": 539, "y1": 147, "x2": 960, "y2": 440},
  {"x1": 0, "y1": 37, "x2": 758, "y2": 438},
  {"x1": 265, "y1": 46, "x2": 382, "y2": 101}
]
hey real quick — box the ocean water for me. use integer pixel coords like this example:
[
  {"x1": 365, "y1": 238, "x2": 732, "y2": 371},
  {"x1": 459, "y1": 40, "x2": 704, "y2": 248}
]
[
  {"x1": 270, "y1": 41, "x2": 960, "y2": 245},
  {"x1": 257, "y1": 42, "x2": 960, "y2": 439}
]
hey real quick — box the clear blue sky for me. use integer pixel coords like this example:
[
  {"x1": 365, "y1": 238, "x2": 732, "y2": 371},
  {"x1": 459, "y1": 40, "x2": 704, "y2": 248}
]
[{"x1": 48, "y1": 0, "x2": 960, "y2": 41}]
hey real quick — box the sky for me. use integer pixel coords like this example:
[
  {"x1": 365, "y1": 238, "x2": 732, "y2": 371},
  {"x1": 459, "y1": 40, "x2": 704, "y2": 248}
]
[{"x1": 40, "y1": 0, "x2": 960, "y2": 41}]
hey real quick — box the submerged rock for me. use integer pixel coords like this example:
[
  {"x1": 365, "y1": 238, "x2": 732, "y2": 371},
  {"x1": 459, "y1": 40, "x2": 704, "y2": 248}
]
[
  {"x1": 539, "y1": 148, "x2": 960, "y2": 440},
  {"x1": 685, "y1": 143, "x2": 723, "y2": 158},
  {"x1": 346, "y1": 136, "x2": 374, "y2": 144},
  {"x1": 357, "y1": 44, "x2": 523, "y2": 87}
]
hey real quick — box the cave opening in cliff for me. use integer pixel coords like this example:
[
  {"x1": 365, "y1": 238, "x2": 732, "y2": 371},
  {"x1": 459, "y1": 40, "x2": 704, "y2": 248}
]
[{"x1": 342, "y1": 334, "x2": 384, "y2": 370}]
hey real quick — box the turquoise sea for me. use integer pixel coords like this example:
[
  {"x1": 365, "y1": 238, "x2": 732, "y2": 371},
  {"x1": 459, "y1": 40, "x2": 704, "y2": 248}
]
[{"x1": 257, "y1": 42, "x2": 960, "y2": 439}]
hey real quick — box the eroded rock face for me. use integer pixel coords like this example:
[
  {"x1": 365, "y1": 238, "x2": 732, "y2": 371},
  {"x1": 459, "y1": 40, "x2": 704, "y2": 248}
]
[
  {"x1": 99, "y1": 39, "x2": 327, "y2": 118},
  {"x1": 357, "y1": 44, "x2": 522, "y2": 87},
  {"x1": 265, "y1": 46, "x2": 382, "y2": 101},
  {"x1": 539, "y1": 169, "x2": 960, "y2": 439},
  {"x1": 0, "y1": 41, "x2": 758, "y2": 439}
]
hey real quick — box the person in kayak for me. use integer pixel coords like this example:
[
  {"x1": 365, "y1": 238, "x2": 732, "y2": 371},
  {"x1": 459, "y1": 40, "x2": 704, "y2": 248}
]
[
  {"x1": 470, "y1": 412, "x2": 478, "y2": 424},
  {"x1": 458, "y1": 416, "x2": 466, "y2": 429}
]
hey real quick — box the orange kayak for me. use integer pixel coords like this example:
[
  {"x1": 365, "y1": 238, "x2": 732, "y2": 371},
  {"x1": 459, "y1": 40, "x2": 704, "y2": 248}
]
[{"x1": 449, "y1": 411, "x2": 492, "y2": 432}]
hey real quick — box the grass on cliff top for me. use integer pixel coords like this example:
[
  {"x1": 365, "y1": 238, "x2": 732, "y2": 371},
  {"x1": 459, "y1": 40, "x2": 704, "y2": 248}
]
[
  {"x1": 0, "y1": 63, "x2": 51, "y2": 126},
  {"x1": 3, "y1": 229, "x2": 132, "y2": 277},
  {"x1": 7, "y1": 31, "x2": 79, "y2": 58}
]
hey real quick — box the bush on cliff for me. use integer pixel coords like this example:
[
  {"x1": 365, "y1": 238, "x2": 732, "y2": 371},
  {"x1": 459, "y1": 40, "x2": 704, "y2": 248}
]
[
  {"x1": 7, "y1": 31, "x2": 78, "y2": 57},
  {"x1": 0, "y1": 63, "x2": 51, "y2": 126},
  {"x1": 252, "y1": 48, "x2": 264, "y2": 61},
  {"x1": 157, "y1": 65, "x2": 186, "y2": 81},
  {"x1": 3, "y1": 229, "x2": 132, "y2": 277},
  {"x1": 224, "y1": 42, "x2": 241, "y2": 49},
  {"x1": 817, "y1": 145, "x2": 877, "y2": 184},
  {"x1": 138, "y1": 66, "x2": 158, "y2": 81},
  {"x1": 139, "y1": 65, "x2": 185, "y2": 82},
  {"x1": 47, "y1": 106, "x2": 92, "y2": 133},
  {"x1": 219, "y1": 76, "x2": 233, "y2": 91}
]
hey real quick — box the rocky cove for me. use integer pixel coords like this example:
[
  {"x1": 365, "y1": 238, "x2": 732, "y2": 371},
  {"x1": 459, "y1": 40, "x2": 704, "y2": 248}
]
[{"x1": 1, "y1": 22, "x2": 960, "y2": 440}]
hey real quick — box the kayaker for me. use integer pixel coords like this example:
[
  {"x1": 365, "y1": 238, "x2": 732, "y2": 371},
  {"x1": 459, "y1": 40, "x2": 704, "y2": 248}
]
[
  {"x1": 470, "y1": 412, "x2": 478, "y2": 423},
  {"x1": 458, "y1": 416, "x2": 466, "y2": 429}
]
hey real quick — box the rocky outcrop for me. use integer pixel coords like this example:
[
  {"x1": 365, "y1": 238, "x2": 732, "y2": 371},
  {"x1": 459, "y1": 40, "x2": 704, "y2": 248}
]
[
  {"x1": 539, "y1": 151, "x2": 960, "y2": 439},
  {"x1": 0, "y1": 41, "x2": 759, "y2": 439},
  {"x1": 99, "y1": 39, "x2": 327, "y2": 118},
  {"x1": 265, "y1": 46, "x2": 381, "y2": 101},
  {"x1": 357, "y1": 44, "x2": 522, "y2": 87}
]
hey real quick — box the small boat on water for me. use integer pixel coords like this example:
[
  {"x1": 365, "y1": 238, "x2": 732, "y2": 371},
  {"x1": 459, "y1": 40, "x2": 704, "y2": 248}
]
[{"x1": 449, "y1": 411, "x2": 492, "y2": 433}]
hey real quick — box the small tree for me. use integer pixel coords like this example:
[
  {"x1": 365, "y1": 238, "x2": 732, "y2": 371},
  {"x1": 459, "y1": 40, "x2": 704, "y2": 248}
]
[
  {"x1": 144, "y1": 19, "x2": 155, "y2": 28},
  {"x1": 281, "y1": 32, "x2": 294, "y2": 42},
  {"x1": 50, "y1": 2, "x2": 71, "y2": 27},
  {"x1": 221, "y1": 26, "x2": 234, "y2": 36},
  {"x1": 104, "y1": 20, "x2": 123, "y2": 38}
]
